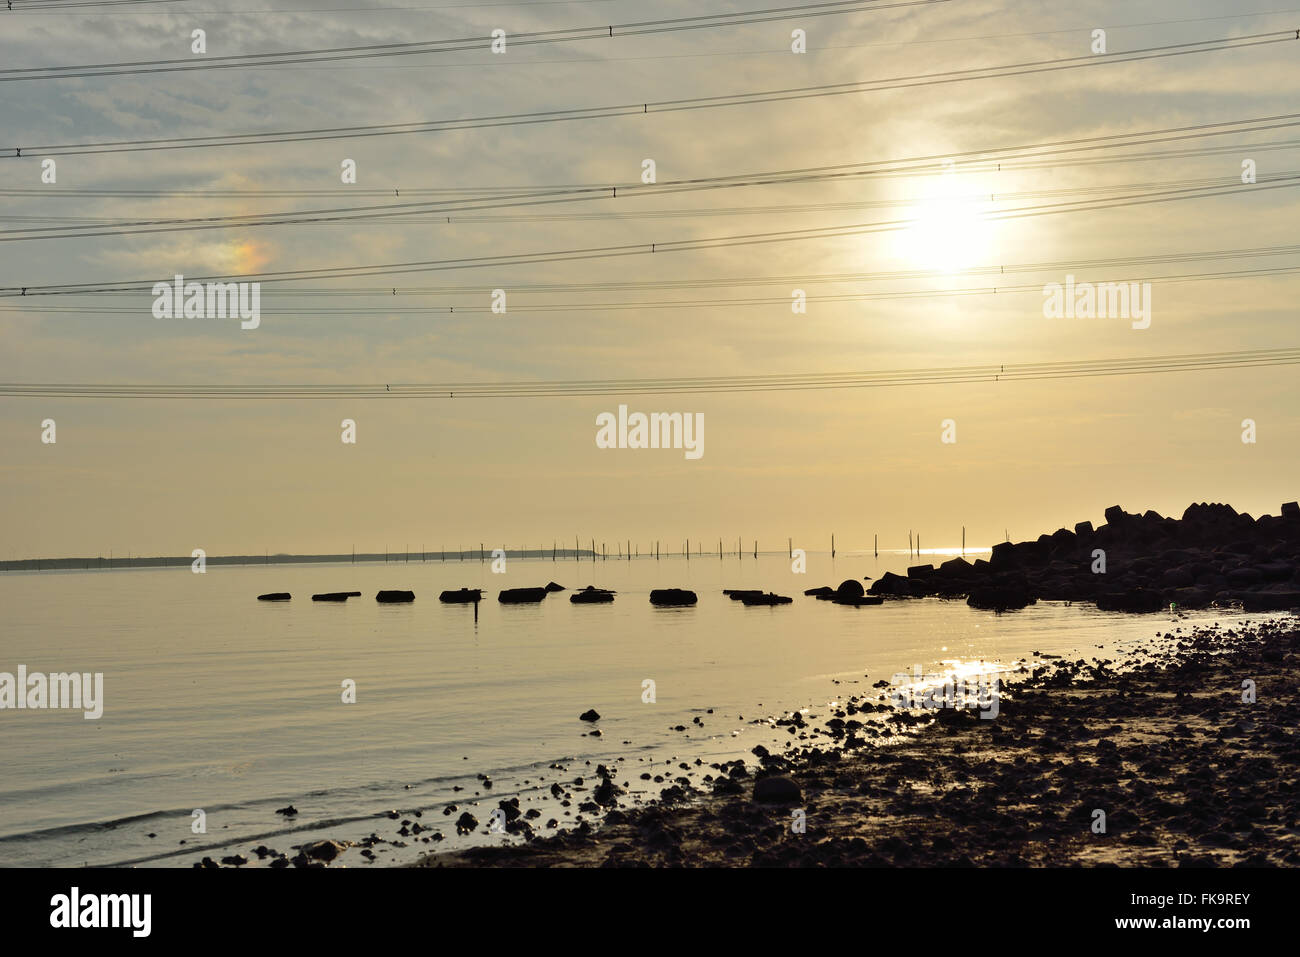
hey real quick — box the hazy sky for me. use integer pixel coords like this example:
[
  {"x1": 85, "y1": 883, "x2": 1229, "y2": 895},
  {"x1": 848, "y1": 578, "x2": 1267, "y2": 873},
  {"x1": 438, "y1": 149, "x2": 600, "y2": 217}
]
[{"x1": 2, "y1": 0, "x2": 1297, "y2": 559}]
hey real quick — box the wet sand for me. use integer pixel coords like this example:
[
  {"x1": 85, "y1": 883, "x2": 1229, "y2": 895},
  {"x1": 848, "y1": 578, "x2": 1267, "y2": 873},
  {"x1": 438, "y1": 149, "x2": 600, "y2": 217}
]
[{"x1": 417, "y1": 616, "x2": 1300, "y2": 867}]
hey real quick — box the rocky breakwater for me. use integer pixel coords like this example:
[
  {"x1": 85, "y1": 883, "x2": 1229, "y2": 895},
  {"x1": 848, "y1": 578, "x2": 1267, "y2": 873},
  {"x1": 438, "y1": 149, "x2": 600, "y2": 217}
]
[{"x1": 869, "y1": 501, "x2": 1300, "y2": 613}]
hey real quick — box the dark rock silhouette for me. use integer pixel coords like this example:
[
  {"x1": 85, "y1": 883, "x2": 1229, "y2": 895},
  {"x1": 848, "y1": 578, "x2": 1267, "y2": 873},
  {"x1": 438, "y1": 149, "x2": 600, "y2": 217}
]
[
  {"x1": 579, "y1": 709, "x2": 600, "y2": 722},
  {"x1": 835, "y1": 579, "x2": 865, "y2": 600},
  {"x1": 312, "y1": 592, "x2": 358, "y2": 602},
  {"x1": 870, "y1": 500, "x2": 1300, "y2": 614},
  {"x1": 544, "y1": 582, "x2": 565, "y2": 592},
  {"x1": 376, "y1": 590, "x2": 415, "y2": 603},
  {"x1": 803, "y1": 586, "x2": 835, "y2": 598},
  {"x1": 753, "y1": 775, "x2": 802, "y2": 804},
  {"x1": 967, "y1": 584, "x2": 1035, "y2": 612},
  {"x1": 650, "y1": 588, "x2": 698, "y2": 606},
  {"x1": 834, "y1": 594, "x2": 884, "y2": 607},
  {"x1": 740, "y1": 592, "x2": 793, "y2": 605},
  {"x1": 257, "y1": 593, "x2": 291, "y2": 601},
  {"x1": 439, "y1": 588, "x2": 483, "y2": 603},
  {"x1": 499, "y1": 587, "x2": 548, "y2": 603},
  {"x1": 571, "y1": 586, "x2": 615, "y2": 604}
]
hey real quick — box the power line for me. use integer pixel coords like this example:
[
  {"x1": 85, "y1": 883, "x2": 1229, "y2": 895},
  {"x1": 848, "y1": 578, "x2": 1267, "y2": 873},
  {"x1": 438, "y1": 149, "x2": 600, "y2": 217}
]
[
  {"x1": 8, "y1": 136, "x2": 1300, "y2": 202},
  {"x1": 6, "y1": 0, "x2": 190, "y2": 8},
  {"x1": 5, "y1": 263, "x2": 1296, "y2": 317},
  {"x1": 7, "y1": 31, "x2": 1295, "y2": 156},
  {"x1": 6, "y1": 175, "x2": 1297, "y2": 296},
  {"x1": 10, "y1": 241, "x2": 1296, "y2": 298},
  {"x1": 3, "y1": 166, "x2": 1296, "y2": 241},
  {"x1": 2, "y1": 0, "x2": 623, "y2": 13},
  {"x1": 0, "y1": 0, "x2": 947, "y2": 80},
  {"x1": 3, "y1": 349, "x2": 1297, "y2": 398}
]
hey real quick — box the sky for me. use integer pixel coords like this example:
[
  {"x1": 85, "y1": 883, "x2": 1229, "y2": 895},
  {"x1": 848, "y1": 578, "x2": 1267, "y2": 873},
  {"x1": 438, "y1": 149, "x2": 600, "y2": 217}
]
[{"x1": 1, "y1": 0, "x2": 1298, "y2": 560}]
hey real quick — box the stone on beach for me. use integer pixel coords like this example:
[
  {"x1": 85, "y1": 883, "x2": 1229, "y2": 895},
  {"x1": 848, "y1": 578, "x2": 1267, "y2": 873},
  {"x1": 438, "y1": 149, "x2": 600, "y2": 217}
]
[
  {"x1": 753, "y1": 775, "x2": 802, "y2": 804},
  {"x1": 302, "y1": 839, "x2": 348, "y2": 862}
]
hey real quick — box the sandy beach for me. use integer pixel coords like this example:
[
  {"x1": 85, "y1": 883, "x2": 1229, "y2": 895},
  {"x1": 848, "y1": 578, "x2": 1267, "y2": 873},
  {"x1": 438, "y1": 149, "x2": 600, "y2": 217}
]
[{"x1": 418, "y1": 616, "x2": 1300, "y2": 867}]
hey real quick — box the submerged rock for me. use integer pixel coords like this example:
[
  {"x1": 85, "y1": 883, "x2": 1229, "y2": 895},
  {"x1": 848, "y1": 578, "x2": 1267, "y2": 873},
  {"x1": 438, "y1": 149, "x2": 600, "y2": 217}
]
[
  {"x1": 650, "y1": 588, "x2": 698, "y2": 606},
  {"x1": 375, "y1": 590, "x2": 415, "y2": 603},
  {"x1": 740, "y1": 592, "x2": 793, "y2": 606},
  {"x1": 499, "y1": 587, "x2": 548, "y2": 603},
  {"x1": 257, "y1": 593, "x2": 291, "y2": 601}
]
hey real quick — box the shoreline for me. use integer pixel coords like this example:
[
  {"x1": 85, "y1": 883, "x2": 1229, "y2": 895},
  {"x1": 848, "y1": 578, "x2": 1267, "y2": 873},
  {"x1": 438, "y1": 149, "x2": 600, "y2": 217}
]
[{"x1": 416, "y1": 615, "x2": 1300, "y2": 867}]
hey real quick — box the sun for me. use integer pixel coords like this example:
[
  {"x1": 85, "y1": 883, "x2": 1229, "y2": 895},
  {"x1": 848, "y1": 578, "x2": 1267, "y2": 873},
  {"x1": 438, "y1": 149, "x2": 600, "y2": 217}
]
[{"x1": 898, "y1": 172, "x2": 995, "y2": 273}]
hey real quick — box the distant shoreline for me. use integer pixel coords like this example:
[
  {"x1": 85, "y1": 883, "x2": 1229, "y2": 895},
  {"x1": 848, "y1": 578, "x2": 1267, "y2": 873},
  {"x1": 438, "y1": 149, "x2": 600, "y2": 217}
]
[{"x1": 0, "y1": 547, "x2": 989, "y2": 573}]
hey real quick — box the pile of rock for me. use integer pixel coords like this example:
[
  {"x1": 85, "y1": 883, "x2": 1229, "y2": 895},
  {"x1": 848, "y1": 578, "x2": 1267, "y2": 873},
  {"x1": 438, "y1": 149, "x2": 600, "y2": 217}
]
[{"x1": 868, "y1": 501, "x2": 1300, "y2": 613}]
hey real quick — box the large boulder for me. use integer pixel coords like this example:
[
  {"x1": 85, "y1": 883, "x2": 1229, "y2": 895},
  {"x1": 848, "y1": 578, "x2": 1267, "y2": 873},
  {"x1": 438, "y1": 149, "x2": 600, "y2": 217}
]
[{"x1": 835, "y1": 579, "x2": 865, "y2": 600}]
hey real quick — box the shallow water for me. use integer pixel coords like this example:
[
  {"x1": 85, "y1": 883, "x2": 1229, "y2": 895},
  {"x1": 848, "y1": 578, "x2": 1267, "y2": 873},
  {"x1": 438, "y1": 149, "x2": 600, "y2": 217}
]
[{"x1": 0, "y1": 551, "x2": 1258, "y2": 866}]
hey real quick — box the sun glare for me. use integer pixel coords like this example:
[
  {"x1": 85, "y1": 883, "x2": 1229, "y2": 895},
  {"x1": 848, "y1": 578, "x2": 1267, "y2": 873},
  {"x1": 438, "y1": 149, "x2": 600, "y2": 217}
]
[{"x1": 898, "y1": 173, "x2": 995, "y2": 273}]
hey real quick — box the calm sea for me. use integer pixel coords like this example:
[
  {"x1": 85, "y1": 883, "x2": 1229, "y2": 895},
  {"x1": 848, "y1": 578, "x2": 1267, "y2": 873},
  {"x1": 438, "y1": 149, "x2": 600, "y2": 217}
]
[{"x1": 0, "y1": 550, "x2": 1255, "y2": 866}]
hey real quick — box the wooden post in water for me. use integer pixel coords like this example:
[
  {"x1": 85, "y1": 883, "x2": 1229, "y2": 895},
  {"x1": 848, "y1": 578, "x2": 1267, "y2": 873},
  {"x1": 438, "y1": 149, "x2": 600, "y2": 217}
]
[
  {"x1": 908, "y1": 531, "x2": 912, "y2": 557},
  {"x1": 831, "y1": 534, "x2": 835, "y2": 559},
  {"x1": 788, "y1": 537, "x2": 792, "y2": 559},
  {"x1": 962, "y1": 527, "x2": 965, "y2": 556},
  {"x1": 753, "y1": 540, "x2": 757, "y2": 559},
  {"x1": 874, "y1": 534, "x2": 878, "y2": 558}
]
